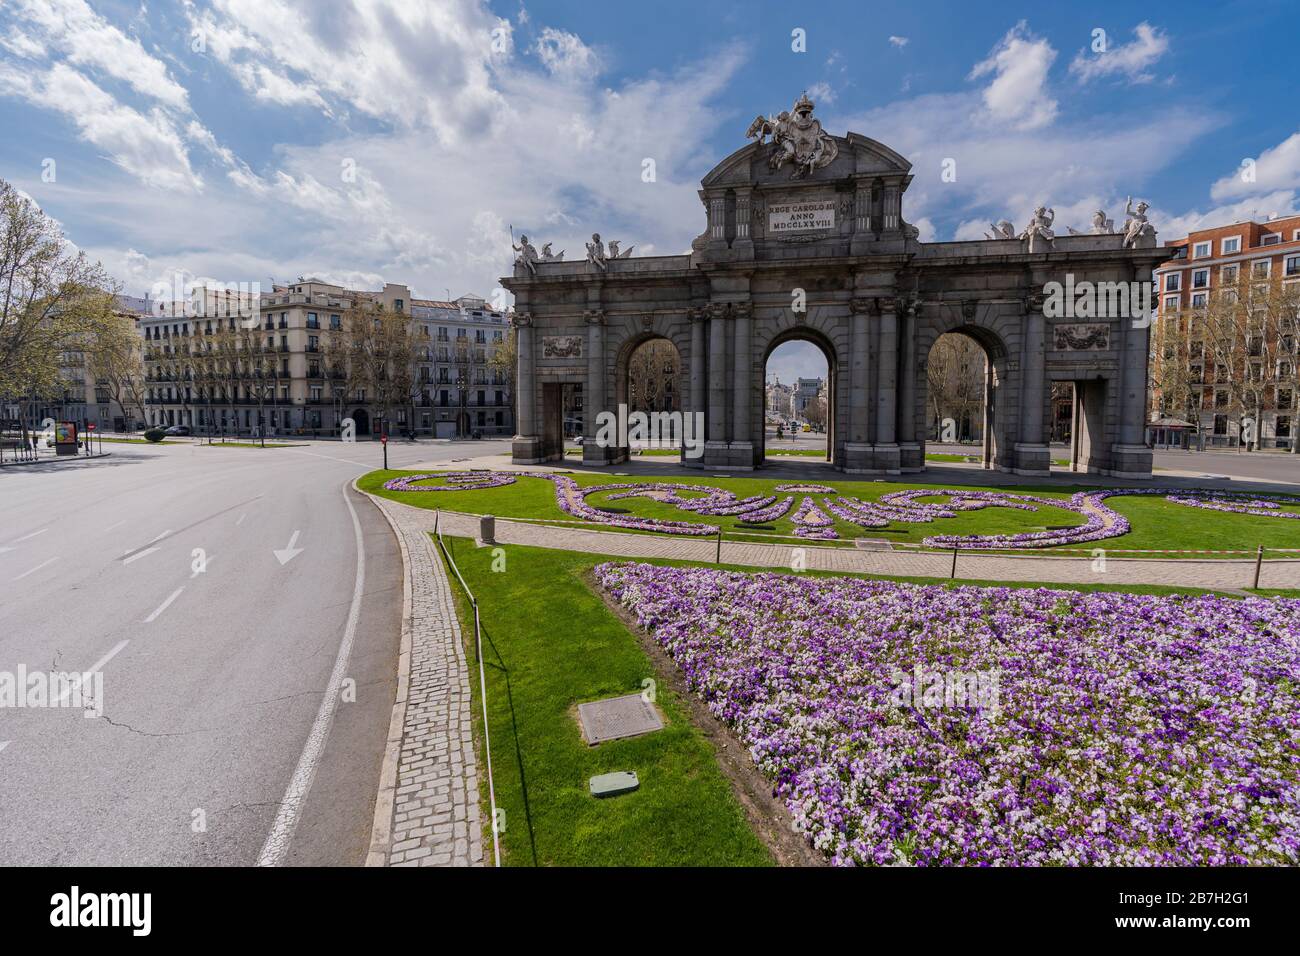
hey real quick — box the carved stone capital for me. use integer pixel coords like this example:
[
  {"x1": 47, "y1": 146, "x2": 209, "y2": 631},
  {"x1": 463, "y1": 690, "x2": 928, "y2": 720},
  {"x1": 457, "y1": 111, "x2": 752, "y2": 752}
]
[
  {"x1": 731, "y1": 302, "x2": 751, "y2": 321},
  {"x1": 510, "y1": 311, "x2": 533, "y2": 328},
  {"x1": 1025, "y1": 292, "x2": 1048, "y2": 314},
  {"x1": 849, "y1": 296, "x2": 874, "y2": 316},
  {"x1": 584, "y1": 309, "x2": 605, "y2": 326},
  {"x1": 877, "y1": 296, "x2": 897, "y2": 315},
  {"x1": 707, "y1": 302, "x2": 729, "y2": 321}
]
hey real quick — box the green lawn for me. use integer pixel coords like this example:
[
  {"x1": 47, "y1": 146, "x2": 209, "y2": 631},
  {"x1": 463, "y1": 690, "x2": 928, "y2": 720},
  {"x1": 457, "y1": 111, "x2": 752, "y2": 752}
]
[
  {"x1": 359, "y1": 469, "x2": 1300, "y2": 557},
  {"x1": 438, "y1": 535, "x2": 773, "y2": 866},
  {"x1": 926, "y1": 452, "x2": 1070, "y2": 466},
  {"x1": 437, "y1": 535, "x2": 1296, "y2": 867}
]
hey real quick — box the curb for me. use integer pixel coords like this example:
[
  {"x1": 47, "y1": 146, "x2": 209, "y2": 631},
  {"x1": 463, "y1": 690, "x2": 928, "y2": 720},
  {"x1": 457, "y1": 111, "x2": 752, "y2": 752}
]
[{"x1": 356, "y1": 478, "x2": 415, "y2": 868}]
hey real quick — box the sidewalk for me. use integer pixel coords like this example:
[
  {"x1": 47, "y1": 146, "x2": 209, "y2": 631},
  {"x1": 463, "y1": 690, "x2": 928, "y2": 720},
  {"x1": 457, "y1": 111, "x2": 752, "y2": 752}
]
[{"x1": 363, "y1": 490, "x2": 483, "y2": 868}]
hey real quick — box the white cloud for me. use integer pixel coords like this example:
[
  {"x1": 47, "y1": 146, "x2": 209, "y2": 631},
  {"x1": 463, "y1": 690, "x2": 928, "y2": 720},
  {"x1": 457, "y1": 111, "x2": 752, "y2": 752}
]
[
  {"x1": 0, "y1": 30, "x2": 45, "y2": 59},
  {"x1": 805, "y1": 81, "x2": 835, "y2": 106},
  {"x1": 0, "y1": 62, "x2": 201, "y2": 192},
  {"x1": 1209, "y1": 129, "x2": 1300, "y2": 201},
  {"x1": 1069, "y1": 23, "x2": 1169, "y2": 85},
  {"x1": 533, "y1": 27, "x2": 601, "y2": 80},
  {"x1": 969, "y1": 21, "x2": 1057, "y2": 130},
  {"x1": 889, "y1": 36, "x2": 908, "y2": 49},
  {"x1": 13, "y1": 0, "x2": 190, "y2": 109}
]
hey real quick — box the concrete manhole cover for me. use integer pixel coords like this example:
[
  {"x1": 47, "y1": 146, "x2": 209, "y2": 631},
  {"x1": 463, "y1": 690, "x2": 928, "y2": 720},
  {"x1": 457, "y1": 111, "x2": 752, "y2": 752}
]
[{"x1": 577, "y1": 694, "x2": 663, "y2": 745}]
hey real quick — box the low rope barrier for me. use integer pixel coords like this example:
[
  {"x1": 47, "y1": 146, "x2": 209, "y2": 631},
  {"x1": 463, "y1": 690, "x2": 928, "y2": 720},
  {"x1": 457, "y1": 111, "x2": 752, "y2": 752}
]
[
  {"x1": 432, "y1": 511, "x2": 500, "y2": 868},
  {"x1": 422, "y1": 508, "x2": 1300, "y2": 560}
]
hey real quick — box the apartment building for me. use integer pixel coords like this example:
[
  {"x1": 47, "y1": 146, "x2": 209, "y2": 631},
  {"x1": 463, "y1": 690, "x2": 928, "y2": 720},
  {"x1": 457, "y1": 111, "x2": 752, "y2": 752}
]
[
  {"x1": 141, "y1": 280, "x2": 513, "y2": 438},
  {"x1": 410, "y1": 295, "x2": 513, "y2": 438},
  {"x1": 6, "y1": 294, "x2": 150, "y2": 434},
  {"x1": 1150, "y1": 214, "x2": 1300, "y2": 449}
]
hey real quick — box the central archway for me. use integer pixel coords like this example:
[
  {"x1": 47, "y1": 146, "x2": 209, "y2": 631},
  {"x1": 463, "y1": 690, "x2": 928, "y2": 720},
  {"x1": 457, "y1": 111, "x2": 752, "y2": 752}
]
[
  {"x1": 613, "y1": 330, "x2": 687, "y2": 460},
  {"x1": 759, "y1": 327, "x2": 836, "y2": 465},
  {"x1": 916, "y1": 322, "x2": 1011, "y2": 470}
]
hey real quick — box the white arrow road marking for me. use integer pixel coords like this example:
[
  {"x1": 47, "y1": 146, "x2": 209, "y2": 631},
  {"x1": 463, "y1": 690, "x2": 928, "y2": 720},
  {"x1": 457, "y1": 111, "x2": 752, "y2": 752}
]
[
  {"x1": 12, "y1": 529, "x2": 48, "y2": 543},
  {"x1": 122, "y1": 547, "x2": 159, "y2": 565},
  {"x1": 273, "y1": 530, "x2": 304, "y2": 566},
  {"x1": 144, "y1": 587, "x2": 184, "y2": 623},
  {"x1": 13, "y1": 557, "x2": 58, "y2": 581},
  {"x1": 257, "y1": 489, "x2": 363, "y2": 865},
  {"x1": 54, "y1": 639, "x2": 130, "y2": 705}
]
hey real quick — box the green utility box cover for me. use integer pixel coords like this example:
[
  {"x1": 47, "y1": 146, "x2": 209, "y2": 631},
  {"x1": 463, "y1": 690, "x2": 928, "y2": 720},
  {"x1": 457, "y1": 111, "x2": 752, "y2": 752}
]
[{"x1": 589, "y1": 771, "x2": 639, "y2": 798}]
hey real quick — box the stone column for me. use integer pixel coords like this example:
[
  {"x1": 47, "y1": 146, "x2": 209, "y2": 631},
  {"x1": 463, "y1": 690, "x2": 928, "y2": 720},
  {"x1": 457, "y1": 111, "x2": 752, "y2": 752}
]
[
  {"x1": 704, "y1": 303, "x2": 729, "y2": 466},
  {"x1": 873, "y1": 297, "x2": 900, "y2": 472},
  {"x1": 730, "y1": 303, "x2": 753, "y2": 465},
  {"x1": 844, "y1": 296, "x2": 873, "y2": 472},
  {"x1": 687, "y1": 308, "x2": 706, "y2": 468},
  {"x1": 1013, "y1": 296, "x2": 1050, "y2": 476},
  {"x1": 1112, "y1": 315, "x2": 1154, "y2": 478},
  {"x1": 510, "y1": 312, "x2": 541, "y2": 464},
  {"x1": 898, "y1": 300, "x2": 922, "y2": 471},
  {"x1": 582, "y1": 309, "x2": 612, "y2": 465}
]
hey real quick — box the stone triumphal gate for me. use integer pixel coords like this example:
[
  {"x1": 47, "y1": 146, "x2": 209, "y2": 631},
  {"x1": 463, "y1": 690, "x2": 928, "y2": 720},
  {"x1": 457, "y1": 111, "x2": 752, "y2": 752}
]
[{"x1": 504, "y1": 95, "x2": 1163, "y2": 478}]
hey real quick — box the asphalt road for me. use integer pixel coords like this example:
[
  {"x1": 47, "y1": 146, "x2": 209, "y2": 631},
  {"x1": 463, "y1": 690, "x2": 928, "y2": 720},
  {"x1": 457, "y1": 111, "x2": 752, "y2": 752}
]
[{"x1": 0, "y1": 436, "x2": 508, "y2": 866}]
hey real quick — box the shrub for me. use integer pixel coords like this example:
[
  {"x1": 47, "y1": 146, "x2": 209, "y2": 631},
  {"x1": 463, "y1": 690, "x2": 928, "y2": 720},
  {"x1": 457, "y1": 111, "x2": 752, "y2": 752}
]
[{"x1": 143, "y1": 428, "x2": 166, "y2": 443}]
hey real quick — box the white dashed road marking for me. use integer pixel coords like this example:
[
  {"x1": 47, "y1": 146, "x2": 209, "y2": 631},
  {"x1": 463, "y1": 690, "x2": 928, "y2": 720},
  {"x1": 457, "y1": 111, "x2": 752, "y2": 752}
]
[
  {"x1": 122, "y1": 548, "x2": 159, "y2": 565},
  {"x1": 13, "y1": 557, "x2": 59, "y2": 581},
  {"x1": 54, "y1": 640, "x2": 130, "y2": 705},
  {"x1": 144, "y1": 588, "x2": 184, "y2": 623},
  {"x1": 12, "y1": 529, "x2": 48, "y2": 543}
]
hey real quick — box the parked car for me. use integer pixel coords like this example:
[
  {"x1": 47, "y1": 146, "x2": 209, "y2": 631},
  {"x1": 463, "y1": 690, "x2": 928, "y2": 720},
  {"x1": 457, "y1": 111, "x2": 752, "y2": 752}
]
[{"x1": 163, "y1": 424, "x2": 192, "y2": 436}]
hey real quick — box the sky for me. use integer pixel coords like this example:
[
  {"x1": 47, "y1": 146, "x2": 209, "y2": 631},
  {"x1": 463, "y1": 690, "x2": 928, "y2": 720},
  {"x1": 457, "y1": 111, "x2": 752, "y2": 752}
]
[{"x1": 3, "y1": 1, "x2": 1300, "y2": 383}]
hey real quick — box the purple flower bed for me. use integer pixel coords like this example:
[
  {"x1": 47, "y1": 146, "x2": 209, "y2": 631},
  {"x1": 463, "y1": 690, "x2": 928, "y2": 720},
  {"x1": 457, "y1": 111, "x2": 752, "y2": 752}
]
[
  {"x1": 1168, "y1": 492, "x2": 1300, "y2": 520},
  {"x1": 737, "y1": 496, "x2": 795, "y2": 524},
  {"x1": 382, "y1": 471, "x2": 517, "y2": 492},
  {"x1": 792, "y1": 497, "x2": 839, "y2": 539},
  {"x1": 597, "y1": 562, "x2": 1300, "y2": 866}
]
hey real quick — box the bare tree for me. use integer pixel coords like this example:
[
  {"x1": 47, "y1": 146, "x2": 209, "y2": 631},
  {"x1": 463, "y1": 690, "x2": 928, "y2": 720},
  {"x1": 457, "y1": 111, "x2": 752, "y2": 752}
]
[
  {"x1": 85, "y1": 309, "x2": 147, "y2": 429},
  {"x1": 927, "y1": 333, "x2": 985, "y2": 440},
  {"x1": 627, "y1": 339, "x2": 681, "y2": 413}
]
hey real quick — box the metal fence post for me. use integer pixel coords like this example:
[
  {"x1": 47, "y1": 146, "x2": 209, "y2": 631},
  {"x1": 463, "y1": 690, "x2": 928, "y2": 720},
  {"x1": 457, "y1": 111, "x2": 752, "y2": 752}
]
[
  {"x1": 951, "y1": 546, "x2": 959, "y2": 579},
  {"x1": 1252, "y1": 545, "x2": 1264, "y2": 590},
  {"x1": 715, "y1": 528, "x2": 723, "y2": 564}
]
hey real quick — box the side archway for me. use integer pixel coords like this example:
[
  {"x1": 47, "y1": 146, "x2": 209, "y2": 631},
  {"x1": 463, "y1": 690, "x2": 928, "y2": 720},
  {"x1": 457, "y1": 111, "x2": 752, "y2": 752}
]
[{"x1": 758, "y1": 324, "x2": 839, "y2": 465}]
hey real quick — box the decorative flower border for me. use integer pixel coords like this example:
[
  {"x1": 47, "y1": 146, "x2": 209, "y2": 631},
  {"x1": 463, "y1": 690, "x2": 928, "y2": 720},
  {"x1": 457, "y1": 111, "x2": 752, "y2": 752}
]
[{"x1": 379, "y1": 470, "x2": 1296, "y2": 550}]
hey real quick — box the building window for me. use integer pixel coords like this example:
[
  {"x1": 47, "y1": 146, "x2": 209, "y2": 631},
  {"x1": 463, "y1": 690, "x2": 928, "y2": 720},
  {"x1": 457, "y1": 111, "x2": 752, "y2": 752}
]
[
  {"x1": 1221, "y1": 263, "x2": 1239, "y2": 285},
  {"x1": 1165, "y1": 273, "x2": 1182, "y2": 292},
  {"x1": 1193, "y1": 241, "x2": 1211, "y2": 258},
  {"x1": 1222, "y1": 236, "x2": 1241, "y2": 254},
  {"x1": 330, "y1": 314, "x2": 341, "y2": 330},
  {"x1": 1285, "y1": 255, "x2": 1300, "y2": 277},
  {"x1": 1191, "y1": 292, "x2": 1207, "y2": 308},
  {"x1": 1261, "y1": 233, "x2": 1281, "y2": 246},
  {"x1": 1252, "y1": 259, "x2": 1271, "y2": 279},
  {"x1": 1278, "y1": 416, "x2": 1292, "y2": 438},
  {"x1": 1191, "y1": 268, "x2": 1209, "y2": 289},
  {"x1": 1162, "y1": 295, "x2": 1180, "y2": 312}
]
